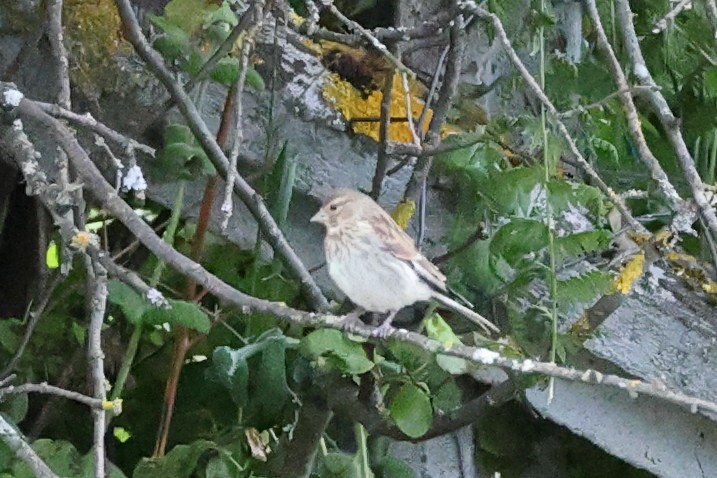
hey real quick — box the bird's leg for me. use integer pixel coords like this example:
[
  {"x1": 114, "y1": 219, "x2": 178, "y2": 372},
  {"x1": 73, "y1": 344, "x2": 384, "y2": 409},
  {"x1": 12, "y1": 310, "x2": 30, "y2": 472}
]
[
  {"x1": 372, "y1": 311, "x2": 397, "y2": 338},
  {"x1": 338, "y1": 306, "x2": 366, "y2": 326}
]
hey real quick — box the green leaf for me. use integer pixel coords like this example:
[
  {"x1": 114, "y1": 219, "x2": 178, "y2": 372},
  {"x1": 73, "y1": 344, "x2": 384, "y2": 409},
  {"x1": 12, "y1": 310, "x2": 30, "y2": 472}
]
[
  {"x1": 0, "y1": 319, "x2": 21, "y2": 353},
  {"x1": 556, "y1": 270, "x2": 613, "y2": 306},
  {"x1": 424, "y1": 313, "x2": 470, "y2": 374},
  {"x1": 245, "y1": 68, "x2": 265, "y2": 91},
  {"x1": 377, "y1": 457, "x2": 417, "y2": 478},
  {"x1": 210, "y1": 57, "x2": 241, "y2": 86},
  {"x1": 489, "y1": 218, "x2": 548, "y2": 266},
  {"x1": 113, "y1": 427, "x2": 131, "y2": 443},
  {"x1": 389, "y1": 384, "x2": 432, "y2": 439},
  {"x1": 0, "y1": 393, "x2": 28, "y2": 423},
  {"x1": 554, "y1": 229, "x2": 612, "y2": 260},
  {"x1": 107, "y1": 280, "x2": 147, "y2": 325},
  {"x1": 45, "y1": 240, "x2": 60, "y2": 269},
  {"x1": 207, "y1": 345, "x2": 253, "y2": 406},
  {"x1": 133, "y1": 440, "x2": 215, "y2": 478},
  {"x1": 142, "y1": 299, "x2": 211, "y2": 333},
  {"x1": 315, "y1": 452, "x2": 357, "y2": 478},
  {"x1": 300, "y1": 329, "x2": 374, "y2": 375}
]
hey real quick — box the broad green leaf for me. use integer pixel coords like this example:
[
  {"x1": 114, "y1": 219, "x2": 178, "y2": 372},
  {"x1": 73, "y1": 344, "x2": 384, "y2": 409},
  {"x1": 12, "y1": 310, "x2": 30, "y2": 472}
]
[
  {"x1": 378, "y1": 457, "x2": 416, "y2": 478},
  {"x1": 208, "y1": 345, "x2": 253, "y2": 406},
  {"x1": 315, "y1": 452, "x2": 357, "y2": 478},
  {"x1": 489, "y1": 218, "x2": 548, "y2": 266},
  {"x1": 554, "y1": 229, "x2": 612, "y2": 260},
  {"x1": 210, "y1": 57, "x2": 241, "y2": 86},
  {"x1": 300, "y1": 329, "x2": 374, "y2": 375},
  {"x1": 142, "y1": 299, "x2": 211, "y2": 333},
  {"x1": 424, "y1": 313, "x2": 470, "y2": 374},
  {"x1": 0, "y1": 319, "x2": 21, "y2": 353},
  {"x1": 389, "y1": 384, "x2": 432, "y2": 439},
  {"x1": 107, "y1": 280, "x2": 147, "y2": 325},
  {"x1": 133, "y1": 440, "x2": 215, "y2": 478},
  {"x1": 556, "y1": 270, "x2": 614, "y2": 306}
]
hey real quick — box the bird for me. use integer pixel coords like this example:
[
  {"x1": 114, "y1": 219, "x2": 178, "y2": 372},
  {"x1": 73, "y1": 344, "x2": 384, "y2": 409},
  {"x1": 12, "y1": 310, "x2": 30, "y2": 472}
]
[{"x1": 310, "y1": 188, "x2": 500, "y2": 337}]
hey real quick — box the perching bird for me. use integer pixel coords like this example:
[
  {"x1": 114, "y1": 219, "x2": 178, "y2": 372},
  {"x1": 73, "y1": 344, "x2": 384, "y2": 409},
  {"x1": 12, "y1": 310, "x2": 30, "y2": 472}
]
[{"x1": 310, "y1": 189, "x2": 500, "y2": 337}]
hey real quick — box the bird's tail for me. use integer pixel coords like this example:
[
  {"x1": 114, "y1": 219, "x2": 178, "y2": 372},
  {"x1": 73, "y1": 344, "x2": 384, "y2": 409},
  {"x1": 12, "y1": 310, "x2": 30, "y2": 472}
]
[{"x1": 431, "y1": 293, "x2": 500, "y2": 335}]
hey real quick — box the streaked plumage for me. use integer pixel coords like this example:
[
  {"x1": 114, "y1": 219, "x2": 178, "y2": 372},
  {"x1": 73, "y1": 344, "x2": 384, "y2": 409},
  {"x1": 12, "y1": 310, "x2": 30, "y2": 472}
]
[{"x1": 311, "y1": 189, "x2": 499, "y2": 336}]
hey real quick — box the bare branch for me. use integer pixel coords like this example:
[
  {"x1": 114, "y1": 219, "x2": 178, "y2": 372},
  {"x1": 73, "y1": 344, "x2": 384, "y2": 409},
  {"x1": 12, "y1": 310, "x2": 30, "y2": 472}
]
[
  {"x1": 85, "y1": 258, "x2": 108, "y2": 478},
  {"x1": 652, "y1": 0, "x2": 692, "y2": 34},
  {"x1": 0, "y1": 382, "x2": 104, "y2": 409},
  {"x1": 46, "y1": 0, "x2": 70, "y2": 109},
  {"x1": 0, "y1": 415, "x2": 59, "y2": 478},
  {"x1": 35, "y1": 102, "x2": 155, "y2": 156}
]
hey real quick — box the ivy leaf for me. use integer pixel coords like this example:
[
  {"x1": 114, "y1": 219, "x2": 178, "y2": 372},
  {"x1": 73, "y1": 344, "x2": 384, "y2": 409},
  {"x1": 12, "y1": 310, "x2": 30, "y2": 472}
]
[
  {"x1": 300, "y1": 329, "x2": 374, "y2": 375},
  {"x1": 424, "y1": 313, "x2": 470, "y2": 375},
  {"x1": 133, "y1": 440, "x2": 215, "y2": 478},
  {"x1": 142, "y1": 299, "x2": 211, "y2": 333},
  {"x1": 389, "y1": 384, "x2": 432, "y2": 439},
  {"x1": 108, "y1": 280, "x2": 147, "y2": 325}
]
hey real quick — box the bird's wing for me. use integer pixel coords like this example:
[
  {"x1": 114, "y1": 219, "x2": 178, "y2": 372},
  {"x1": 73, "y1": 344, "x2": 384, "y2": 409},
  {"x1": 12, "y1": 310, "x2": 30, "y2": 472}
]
[{"x1": 370, "y1": 210, "x2": 448, "y2": 292}]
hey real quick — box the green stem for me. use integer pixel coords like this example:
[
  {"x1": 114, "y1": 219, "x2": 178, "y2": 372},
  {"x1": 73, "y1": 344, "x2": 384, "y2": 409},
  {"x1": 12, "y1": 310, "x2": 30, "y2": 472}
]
[
  {"x1": 539, "y1": 0, "x2": 559, "y2": 363},
  {"x1": 354, "y1": 422, "x2": 371, "y2": 478}
]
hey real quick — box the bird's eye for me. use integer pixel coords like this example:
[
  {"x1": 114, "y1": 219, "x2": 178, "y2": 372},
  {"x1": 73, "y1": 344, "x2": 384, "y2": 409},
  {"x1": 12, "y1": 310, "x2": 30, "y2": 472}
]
[{"x1": 329, "y1": 204, "x2": 338, "y2": 211}]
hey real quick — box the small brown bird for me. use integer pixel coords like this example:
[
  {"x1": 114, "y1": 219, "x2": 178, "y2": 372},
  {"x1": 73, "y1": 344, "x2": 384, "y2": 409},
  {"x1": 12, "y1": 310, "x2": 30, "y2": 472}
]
[{"x1": 311, "y1": 189, "x2": 500, "y2": 337}]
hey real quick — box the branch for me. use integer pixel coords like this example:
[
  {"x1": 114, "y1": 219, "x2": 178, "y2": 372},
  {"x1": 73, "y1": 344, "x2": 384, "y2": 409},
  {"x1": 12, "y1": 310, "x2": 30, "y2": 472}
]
[
  {"x1": 0, "y1": 382, "x2": 104, "y2": 409},
  {"x1": 704, "y1": 0, "x2": 717, "y2": 47},
  {"x1": 113, "y1": 0, "x2": 329, "y2": 311},
  {"x1": 652, "y1": 0, "x2": 692, "y2": 34},
  {"x1": 611, "y1": 0, "x2": 717, "y2": 238},
  {"x1": 315, "y1": 0, "x2": 415, "y2": 79},
  {"x1": 0, "y1": 414, "x2": 59, "y2": 478},
  {"x1": 46, "y1": 0, "x2": 70, "y2": 109},
  {"x1": 35, "y1": 102, "x2": 155, "y2": 156},
  {"x1": 85, "y1": 258, "x2": 108, "y2": 478},
  {"x1": 465, "y1": 3, "x2": 648, "y2": 235}
]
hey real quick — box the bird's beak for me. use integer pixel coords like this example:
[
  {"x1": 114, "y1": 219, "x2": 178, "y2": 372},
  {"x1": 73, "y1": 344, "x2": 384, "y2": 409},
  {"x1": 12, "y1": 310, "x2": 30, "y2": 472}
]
[{"x1": 310, "y1": 209, "x2": 326, "y2": 224}]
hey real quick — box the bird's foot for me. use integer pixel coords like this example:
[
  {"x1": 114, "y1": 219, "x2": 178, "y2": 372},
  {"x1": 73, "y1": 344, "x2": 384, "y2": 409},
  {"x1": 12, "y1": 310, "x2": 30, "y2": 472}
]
[
  {"x1": 371, "y1": 311, "x2": 397, "y2": 339},
  {"x1": 338, "y1": 307, "x2": 365, "y2": 328}
]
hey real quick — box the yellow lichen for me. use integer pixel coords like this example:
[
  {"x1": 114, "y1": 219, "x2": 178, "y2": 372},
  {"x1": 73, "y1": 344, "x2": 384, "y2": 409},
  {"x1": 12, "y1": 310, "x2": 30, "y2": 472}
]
[
  {"x1": 391, "y1": 199, "x2": 416, "y2": 230},
  {"x1": 323, "y1": 71, "x2": 432, "y2": 143},
  {"x1": 614, "y1": 252, "x2": 645, "y2": 294}
]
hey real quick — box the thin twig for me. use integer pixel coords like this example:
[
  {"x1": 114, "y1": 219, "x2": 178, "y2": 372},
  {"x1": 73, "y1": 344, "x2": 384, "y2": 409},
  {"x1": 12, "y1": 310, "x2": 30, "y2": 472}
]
[
  {"x1": 432, "y1": 224, "x2": 485, "y2": 264},
  {"x1": 0, "y1": 382, "x2": 104, "y2": 409},
  {"x1": 46, "y1": 0, "x2": 70, "y2": 109},
  {"x1": 35, "y1": 102, "x2": 155, "y2": 156},
  {"x1": 556, "y1": 85, "x2": 660, "y2": 118},
  {"x1": 369, "y1": 55, "x2": 396, "y2": 200},
  {"x1": 113, "y1": 0, "x2": 329, "y2": 311},
  {"x1": 222, "y1": 3, "x2": 264, "y2": 229},
  {"x1": 652, "y1": 0, "x2": 692, "y2": 34},
  {"x1": 317, "y1": 0, "x2": 415, "y2": 79},
  {"x1": 0, "y1": 273, "x2": 63, "y2": 379},
  {"x1": 611, "y1": 0, "x2": 717, "y2": 238},
  {"x1": 704, "y1": 0, "x2": 717, "y2": 45}
]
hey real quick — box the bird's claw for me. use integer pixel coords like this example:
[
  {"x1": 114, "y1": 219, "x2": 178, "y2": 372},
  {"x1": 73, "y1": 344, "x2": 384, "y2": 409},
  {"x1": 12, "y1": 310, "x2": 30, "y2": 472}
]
[{"x1": 371, "y1": 322, "x2": 396, "y2": 339}]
